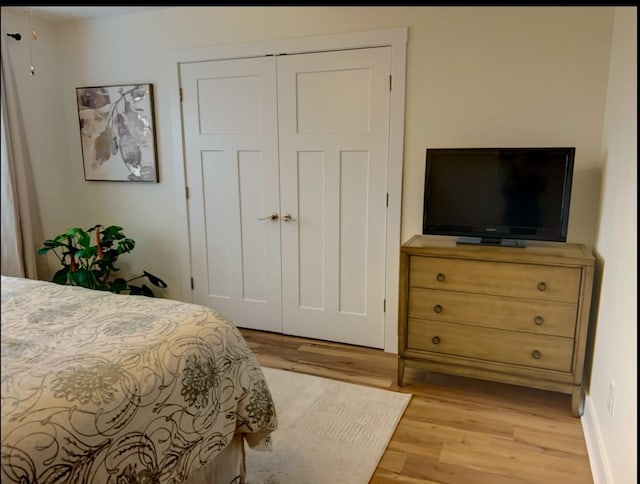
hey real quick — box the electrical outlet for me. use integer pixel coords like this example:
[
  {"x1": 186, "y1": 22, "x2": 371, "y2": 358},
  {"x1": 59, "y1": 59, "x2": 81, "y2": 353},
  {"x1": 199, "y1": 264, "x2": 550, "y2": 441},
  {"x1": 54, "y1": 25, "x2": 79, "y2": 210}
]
[{"x1": 607, "y1": 380, "x2": 616, "y2": 416}]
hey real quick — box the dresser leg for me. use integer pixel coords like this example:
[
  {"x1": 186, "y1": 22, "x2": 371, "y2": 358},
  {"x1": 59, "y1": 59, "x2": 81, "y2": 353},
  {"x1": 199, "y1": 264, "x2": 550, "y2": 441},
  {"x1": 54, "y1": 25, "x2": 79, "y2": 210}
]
[
  {"x1": 571, "y1": 386, "x2": 584, "y2": 417},
  {"x1": 397, "y1": 358, "x2": 405, "y2": 386}
]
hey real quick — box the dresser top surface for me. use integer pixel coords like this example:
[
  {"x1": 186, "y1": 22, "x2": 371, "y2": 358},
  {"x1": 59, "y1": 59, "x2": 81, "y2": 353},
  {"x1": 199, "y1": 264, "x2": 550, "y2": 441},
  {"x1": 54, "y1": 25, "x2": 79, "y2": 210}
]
[{"x1": 402, "y1": 235, "x2": 594, "y2": 266}]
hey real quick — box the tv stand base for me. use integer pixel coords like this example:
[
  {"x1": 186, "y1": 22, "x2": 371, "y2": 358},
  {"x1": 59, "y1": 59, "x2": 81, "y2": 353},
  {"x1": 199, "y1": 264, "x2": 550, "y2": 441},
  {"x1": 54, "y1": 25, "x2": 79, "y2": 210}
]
[{"x1": 456, "y1": 236, "x2": 526, "y2": 248}]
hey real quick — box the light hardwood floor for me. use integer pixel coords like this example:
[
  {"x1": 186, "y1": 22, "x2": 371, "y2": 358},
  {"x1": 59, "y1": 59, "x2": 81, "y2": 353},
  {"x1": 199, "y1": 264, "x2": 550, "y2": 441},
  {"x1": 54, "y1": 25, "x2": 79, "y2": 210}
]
[{"x1": 240, "y1": 328, "x2": 593, "y2": 484}]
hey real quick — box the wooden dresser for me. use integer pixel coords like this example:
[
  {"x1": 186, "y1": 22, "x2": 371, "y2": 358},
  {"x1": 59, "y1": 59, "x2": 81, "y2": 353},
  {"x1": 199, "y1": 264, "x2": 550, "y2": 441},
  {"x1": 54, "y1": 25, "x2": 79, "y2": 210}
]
[{"x1": 397, "y1": 235, "x2": 595, "y2": 417}]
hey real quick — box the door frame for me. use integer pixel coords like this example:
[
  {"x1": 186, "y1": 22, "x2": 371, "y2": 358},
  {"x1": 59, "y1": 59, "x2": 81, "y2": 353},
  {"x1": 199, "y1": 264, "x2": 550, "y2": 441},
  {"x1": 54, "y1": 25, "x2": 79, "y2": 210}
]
[{"x1": 168, "y1": 27, "x2": 407, "y2": 353}]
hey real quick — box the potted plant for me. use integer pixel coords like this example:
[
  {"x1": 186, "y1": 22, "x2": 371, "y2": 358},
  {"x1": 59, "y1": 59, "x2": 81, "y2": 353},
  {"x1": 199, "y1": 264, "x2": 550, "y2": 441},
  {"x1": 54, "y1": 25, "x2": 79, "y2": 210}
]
[{"x1": 37, "y1": 224, "x2": 167, "y2": 297}]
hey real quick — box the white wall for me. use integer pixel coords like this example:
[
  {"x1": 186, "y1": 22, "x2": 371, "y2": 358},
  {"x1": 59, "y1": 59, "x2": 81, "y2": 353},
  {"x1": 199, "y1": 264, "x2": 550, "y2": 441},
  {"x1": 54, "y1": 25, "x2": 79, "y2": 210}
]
[{"x1": 585, "y1": 7, "x2": 637, "y2": 484}]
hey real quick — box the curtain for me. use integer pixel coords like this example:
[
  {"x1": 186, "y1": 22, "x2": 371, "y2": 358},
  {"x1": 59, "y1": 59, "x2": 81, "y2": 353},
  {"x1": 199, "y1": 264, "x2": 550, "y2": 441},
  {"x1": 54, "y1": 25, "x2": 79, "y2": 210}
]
[{"x1": 0, "y1": 35, "x2": 48, "y2": 279}]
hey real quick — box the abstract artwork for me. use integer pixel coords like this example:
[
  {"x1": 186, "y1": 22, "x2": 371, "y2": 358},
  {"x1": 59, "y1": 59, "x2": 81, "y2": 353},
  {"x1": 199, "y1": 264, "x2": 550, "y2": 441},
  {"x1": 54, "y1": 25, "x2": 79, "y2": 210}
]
[{"x1": 76, "y1": 83, "x2": 158, "y2": 182}]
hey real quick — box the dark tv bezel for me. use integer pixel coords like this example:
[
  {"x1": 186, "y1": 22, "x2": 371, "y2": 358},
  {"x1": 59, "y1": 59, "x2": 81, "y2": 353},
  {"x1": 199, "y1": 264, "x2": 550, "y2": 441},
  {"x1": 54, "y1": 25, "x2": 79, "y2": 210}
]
[{"x1": 422, "y1": 147, "x2": 575, "y2": 243}]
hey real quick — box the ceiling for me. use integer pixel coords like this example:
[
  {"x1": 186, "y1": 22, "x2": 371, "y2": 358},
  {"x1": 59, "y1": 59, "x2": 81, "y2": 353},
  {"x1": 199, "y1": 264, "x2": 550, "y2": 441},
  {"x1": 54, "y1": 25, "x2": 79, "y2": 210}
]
[{"x1": 3, "y1": 6, "x2": 172, "y2": 22}]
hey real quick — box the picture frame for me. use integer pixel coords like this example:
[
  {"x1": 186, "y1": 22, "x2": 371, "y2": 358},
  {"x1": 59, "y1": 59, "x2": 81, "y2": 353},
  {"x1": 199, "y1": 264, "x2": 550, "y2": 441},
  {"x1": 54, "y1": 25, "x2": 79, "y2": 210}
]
[{"x1": 76, "y1": 83, "x2": 159, "y2": 182}]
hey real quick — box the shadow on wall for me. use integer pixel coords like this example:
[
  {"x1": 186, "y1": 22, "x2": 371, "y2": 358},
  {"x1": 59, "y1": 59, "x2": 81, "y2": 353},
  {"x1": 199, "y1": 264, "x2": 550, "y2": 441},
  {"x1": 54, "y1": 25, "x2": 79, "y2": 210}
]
[
  {"x1": 567, "y1": 165, "x2": 603, "y2": 246},
  {"x1": 582, "y1": 248, "x2": 605, "y2": 394}
]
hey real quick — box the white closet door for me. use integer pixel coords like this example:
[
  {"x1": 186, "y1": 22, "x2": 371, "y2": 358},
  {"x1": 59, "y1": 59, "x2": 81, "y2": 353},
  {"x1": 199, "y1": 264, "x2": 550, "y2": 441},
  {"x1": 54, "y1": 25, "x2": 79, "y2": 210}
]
[
  {"x1": 181, "y1": 57, "x2": 282, "y2": 332},
  {"x1": 277, "y1": 47, "x2": 391, "y2": 348}
]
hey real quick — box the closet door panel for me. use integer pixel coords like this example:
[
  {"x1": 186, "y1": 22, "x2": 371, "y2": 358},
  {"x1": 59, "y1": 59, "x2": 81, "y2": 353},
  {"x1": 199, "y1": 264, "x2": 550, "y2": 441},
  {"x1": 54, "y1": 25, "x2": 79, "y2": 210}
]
[
  {"x1": 181, "y1": 57, "x2": 282, "y2": 332},
  {"x1": 296, "y1": 151, "x2": 326, "y2": 310},
  {"x1": 277, "y1": 47, "x2": 391, "y2": 348}
]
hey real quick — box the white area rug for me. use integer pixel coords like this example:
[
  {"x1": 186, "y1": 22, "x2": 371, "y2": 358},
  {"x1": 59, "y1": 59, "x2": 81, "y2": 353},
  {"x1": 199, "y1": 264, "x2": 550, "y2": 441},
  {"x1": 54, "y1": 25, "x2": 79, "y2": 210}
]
[{"x1": 246, "y1": 367, "x2": 412, "y2": 484}]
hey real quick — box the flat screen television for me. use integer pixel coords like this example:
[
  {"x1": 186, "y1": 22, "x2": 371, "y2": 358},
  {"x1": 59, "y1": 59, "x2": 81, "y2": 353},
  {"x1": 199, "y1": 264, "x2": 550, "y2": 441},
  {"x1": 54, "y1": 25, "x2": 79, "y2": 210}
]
[{"x1": 422, "y1": 147, "x2": 575, "y2": 247}]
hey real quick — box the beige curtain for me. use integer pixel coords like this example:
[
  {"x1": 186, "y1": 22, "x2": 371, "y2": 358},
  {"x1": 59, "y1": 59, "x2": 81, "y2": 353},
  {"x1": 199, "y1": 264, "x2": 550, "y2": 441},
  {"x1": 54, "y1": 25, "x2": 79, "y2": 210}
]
[{"x1": 1, "y1": 35, "x2": 48, "y2": 279}]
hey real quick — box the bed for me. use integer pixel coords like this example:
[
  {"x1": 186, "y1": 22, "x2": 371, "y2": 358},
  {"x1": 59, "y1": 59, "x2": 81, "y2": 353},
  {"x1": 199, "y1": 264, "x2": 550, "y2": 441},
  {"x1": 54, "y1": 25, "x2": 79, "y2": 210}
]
[{"x1": 0, "y1": 275, "x2": 277, "y2": 483}]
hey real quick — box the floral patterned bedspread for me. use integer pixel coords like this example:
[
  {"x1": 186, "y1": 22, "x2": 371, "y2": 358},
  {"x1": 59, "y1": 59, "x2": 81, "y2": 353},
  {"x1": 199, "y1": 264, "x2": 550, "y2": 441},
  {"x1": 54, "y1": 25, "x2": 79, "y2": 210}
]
[{"x1": 0, "y1": 276, "x2": 277, "y2": 483}]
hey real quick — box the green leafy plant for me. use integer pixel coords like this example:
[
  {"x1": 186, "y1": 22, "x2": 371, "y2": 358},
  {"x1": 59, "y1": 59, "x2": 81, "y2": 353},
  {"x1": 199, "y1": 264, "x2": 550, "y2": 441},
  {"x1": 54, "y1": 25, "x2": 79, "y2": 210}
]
[{"x1": 37, "y1": 224, "x2": 168, "y2": 297}]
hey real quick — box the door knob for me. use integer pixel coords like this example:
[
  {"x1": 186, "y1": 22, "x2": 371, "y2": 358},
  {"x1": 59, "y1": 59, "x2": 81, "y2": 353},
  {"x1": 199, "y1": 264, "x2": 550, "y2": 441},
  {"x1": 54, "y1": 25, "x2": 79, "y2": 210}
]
[
  {"x1": 258, "y1": 212, "x2": 278, "y2": 221},
  {"x1": 282, "y1": 213, "x2": 296, "y2": 222}
]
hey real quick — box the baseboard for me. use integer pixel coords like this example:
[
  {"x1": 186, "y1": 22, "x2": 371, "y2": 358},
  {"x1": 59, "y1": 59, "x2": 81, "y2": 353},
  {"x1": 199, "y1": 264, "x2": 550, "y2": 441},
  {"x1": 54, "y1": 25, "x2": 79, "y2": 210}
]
[{"x1": 581, "y1": 394, "x2": 614, "y2": 484}]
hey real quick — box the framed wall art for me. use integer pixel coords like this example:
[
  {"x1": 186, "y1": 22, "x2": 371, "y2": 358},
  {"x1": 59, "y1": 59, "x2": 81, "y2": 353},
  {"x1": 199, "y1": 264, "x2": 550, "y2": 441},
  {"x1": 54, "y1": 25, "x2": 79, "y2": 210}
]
[{"x1": 76, "y1": 83, "x2": 159, "y2": 182}]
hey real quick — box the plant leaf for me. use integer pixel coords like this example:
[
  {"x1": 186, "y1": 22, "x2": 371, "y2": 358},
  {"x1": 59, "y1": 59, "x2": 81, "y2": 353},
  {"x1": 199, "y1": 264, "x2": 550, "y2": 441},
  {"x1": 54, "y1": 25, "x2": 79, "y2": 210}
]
[
  {"x1": 117, "y1": 239, "x2": 135, "y2": 254},
  {"x1": 76, "y1": 246, "x2": 97, "y2": 259},
  {"x1": 101, "y1": 226, "x2": 124, "y2": 239},
  {"x1": 65, "y1": 227, "x2": 84, "y2": 237},
  {"x1": 69, "y1": 269, "x2": 90, "y2": 287},
  {"x1": 54, "y1": 234, "x2": 70, "y2": 244},
  {"x1": 52, "y1": 268, "x2": 69, "y2": 285},
  {"x1": 43, "y1": 239, "x2": 61, "y2": 248},
  {"x1": 109, "y1": 278, "x2": 128, "y2": 293},
  {"x1": 78, "y1": 231, "x2": 91, "y2": 249},
  {"x1": 143, "y1": 271, "x2": 167, "y2": 288}
]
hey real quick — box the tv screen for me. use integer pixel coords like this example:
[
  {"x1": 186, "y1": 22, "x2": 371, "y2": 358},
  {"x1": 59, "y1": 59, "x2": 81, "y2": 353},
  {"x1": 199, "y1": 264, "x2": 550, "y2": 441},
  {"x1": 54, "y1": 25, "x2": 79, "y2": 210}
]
[{"x1": 422, "y1": 147, "x2": 575, "y2": 246}]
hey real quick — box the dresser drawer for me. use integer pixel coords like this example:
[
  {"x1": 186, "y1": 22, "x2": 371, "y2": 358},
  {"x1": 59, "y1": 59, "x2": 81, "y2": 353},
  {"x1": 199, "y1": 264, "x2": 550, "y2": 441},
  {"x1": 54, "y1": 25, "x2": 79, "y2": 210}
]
[
  {"x1": 408, "y1": 288, "x2": 578, "y2": 337},
  {"x1": 407, "y1": 319, "x2": 574, "y2": 372},
  {"x1": 409, "y1": 256, "x2": 581, "y2": 303}
]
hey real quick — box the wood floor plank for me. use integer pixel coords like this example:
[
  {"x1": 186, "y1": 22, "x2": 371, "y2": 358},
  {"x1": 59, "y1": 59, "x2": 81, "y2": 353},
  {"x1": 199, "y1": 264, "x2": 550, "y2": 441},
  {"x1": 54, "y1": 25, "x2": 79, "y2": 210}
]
[
  {"x1": 513, "y1": 425, "x2": 589, "y2": 456},
  {"x1": 370, "y1": 471, "x2": 441, "y2": 484},
  {"x1": 386, "y1": 421, "x2": 443, "y2": 460},
  {"x1": 400, "y1": 454, "x2": 524, "y2": 484},
  {"x1": 403, "y1": 396, "x2": 584, "y2": 439},
  {"x1": 377, "y1": 450, "x2": 409, "y2": 474},
  {"x1": 439, "y1": 439, "x2": 592, "y2": 483},
  {"x1": 240, "y1": 328, "x2": 593, "y2": 483}
]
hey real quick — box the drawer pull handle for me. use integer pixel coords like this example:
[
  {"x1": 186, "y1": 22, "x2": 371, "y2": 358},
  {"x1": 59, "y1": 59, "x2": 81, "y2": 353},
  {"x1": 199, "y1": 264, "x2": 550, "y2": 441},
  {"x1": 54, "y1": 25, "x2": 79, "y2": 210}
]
[
  {"x1": 432, "y1": 336, "x2": 441, "y2": 345},
  {"x1": 537, "y1": 282, "x2": 547, "y2": 291},
  {"x1": 433, "y1": 304, "x2": 443, "y2": 314},
  {"x1": 532, "y1": 350, "x2": 542, "y2": 359},
  {"x1": 534, "y1": 316, "x2": 544, "y2": 325},
  {"x1": 436, "y1": 273, "x2": 445, "y2": 282}
]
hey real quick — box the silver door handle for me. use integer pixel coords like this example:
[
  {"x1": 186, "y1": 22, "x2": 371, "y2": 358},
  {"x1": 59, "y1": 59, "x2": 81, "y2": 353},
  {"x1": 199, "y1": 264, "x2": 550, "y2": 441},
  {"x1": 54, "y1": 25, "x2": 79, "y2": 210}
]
[
  {"x1": 258, "y1": 212, "x2": 279, "y2": 221},
  {"x1": 282, "y1": 213, "x2": 296, "y2": 222}
]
